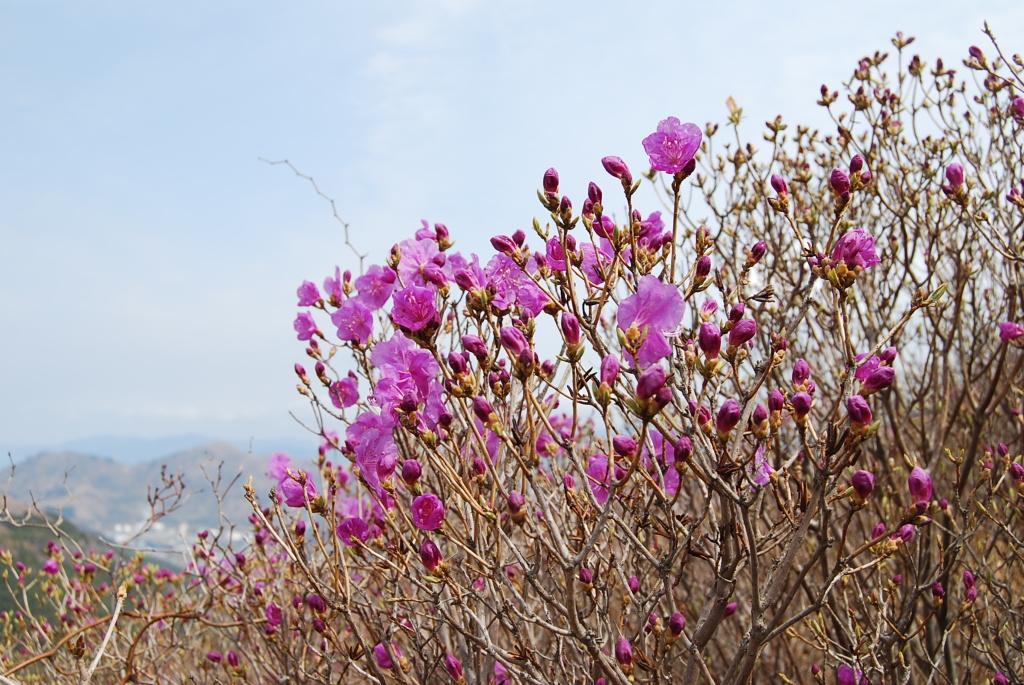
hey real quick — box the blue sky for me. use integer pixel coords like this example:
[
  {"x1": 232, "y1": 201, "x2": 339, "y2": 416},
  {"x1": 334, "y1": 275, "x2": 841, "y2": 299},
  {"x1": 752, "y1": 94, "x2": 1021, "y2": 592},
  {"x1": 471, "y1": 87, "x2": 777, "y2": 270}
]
[{"x1": 2, "y1": 1, "x2": 1022, "y2": 456}]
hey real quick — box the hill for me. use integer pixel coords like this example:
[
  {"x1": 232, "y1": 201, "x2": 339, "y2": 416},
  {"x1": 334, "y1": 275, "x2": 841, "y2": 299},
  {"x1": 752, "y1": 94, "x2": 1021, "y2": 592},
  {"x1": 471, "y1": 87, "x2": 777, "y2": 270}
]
[{"x1": 1, "y1": 443, "x2": 285, "y2": 552}]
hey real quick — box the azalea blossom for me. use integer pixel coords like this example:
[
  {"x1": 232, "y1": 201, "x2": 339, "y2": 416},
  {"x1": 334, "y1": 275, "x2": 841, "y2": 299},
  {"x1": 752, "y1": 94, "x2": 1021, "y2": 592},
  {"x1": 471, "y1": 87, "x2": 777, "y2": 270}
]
[{"x1": 642, "y1": 117, "x2": 702, "y2": 173}]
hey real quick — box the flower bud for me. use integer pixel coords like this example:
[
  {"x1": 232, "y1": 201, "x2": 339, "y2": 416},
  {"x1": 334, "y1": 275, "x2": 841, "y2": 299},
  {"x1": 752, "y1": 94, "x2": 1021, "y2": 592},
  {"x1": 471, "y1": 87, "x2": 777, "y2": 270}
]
[
  {"x1": 749, "y1": 240, "x2": 767, "y2": 263},
  {"x1": 698, "y1": 322, "x2": 722, "y2": 359},
  {"x1": 871, "y1": 523, "x2": 887, "y2": 539},
  {"x1": 419, "y1": 538, "x2": 442, "y2": 572},
  {"x1": 542, "y1": 168, "x2": 559, "y2": 196},
  {"x1": 602, "y1": 156, "x2": 633, "y2": 185},
  {"x1": 470, "y1": 457, "x2": 487, "y2": 479},
  {"x1": 723, "y1": 602, "x2": 738, "y2": 617},
  {"x1": 578, "y1": 567, "x2": 593, "y2": 586},
  {"x1": 444, "y1": 654, "x2": 464, "y2": 681},
  {"x1": 945, "y1": 163, "x2": 965, "y2": 191},
  {"x1": 401, "y1": 459, "x2": 422, "y2": 487},
  {"x1": 728, "y1": 319, "x2": 757, "y2": 347},
  {"x1": 908, "y1": 466, "x2": 933, "y2": 507},
  {"x1": 628, "y1": 576, "x2": 640, "y2": 594},
  {"x1": 614, "y1": 637, "x2": 633, "y2": 672},
  {"x1": 499, "y1": 327, "x2": 530, "y2": 359},
  {"x1": 674, "y1": 436, "x2": 693, "y2": 463},
  {"x1": 846, "y1": 395, "x2": 872, "y2": 426},
  {"x1": 461, "y1": 334, "x2": 488, "y2": 362},
  {"x1": 716, "y1": 399, "x2": 742, "y2": 435},
  {"x1": 472, "y1": 397, "x2": 496, "y2": 423},
  {"x1": 861, "y1": 366, "x2": 895, "y2": 394},
  {"x1": 612, "y1": 434, "x2": 637, "y2": 457},
  {"x1": 668, "y1": 611, "x2": 686, "y2": 637},
  {"x1": 770, "y1": 174, "x2": 789, "y2": 195},
  {"x1": 695, "y1": 255, "x2": 712, "y2": 279},
  {"x1": 830, "y1": 168, "x2": 851, "y2": 196},
  {"x1": 1010, "y1": 462, "x2": 1024, "y2": 482},
  {"x1": 588, "y1": 182, "x2": 603, "y2": 204},
  {"x1": 636, "y1": 364, "x2": 667, "y2": 401},
  {"x1": 849, "y1": 154, "x2": 864, "y2": 175},
  {"x1": 791, "y1": 392, "x2": 813, "y2": 419},
  {"x1": 600, "y1": 354, "x2": 620, "y2": 386},
  {"x1": 560, "y1": 312, "x2": 582, "y2": 346},
  {"x1": 852, "y1": 470, "x2": 875, "y2": 499},
  {"x1": 792, "y1": 359, "x2": 811, "y2": 386},
  {"x1": 768, "y1": 389, "x2": 786, "y2": 412},
  {"x1": 507, "y1": 491, "x2": 526, "y2": 523},
  {"x1": 490, "y1": 234, "x2": 518, "y2": 255},
  {"x1": 932, "y1": 581, "x2": 945, "y2": 600}
]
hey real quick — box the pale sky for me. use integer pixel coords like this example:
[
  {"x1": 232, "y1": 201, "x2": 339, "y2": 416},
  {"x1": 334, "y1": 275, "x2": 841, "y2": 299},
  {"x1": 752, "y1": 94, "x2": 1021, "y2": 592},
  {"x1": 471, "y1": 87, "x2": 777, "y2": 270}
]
[{"x1": 3, "y1": 1, "x2": 1022, "y2": 455}]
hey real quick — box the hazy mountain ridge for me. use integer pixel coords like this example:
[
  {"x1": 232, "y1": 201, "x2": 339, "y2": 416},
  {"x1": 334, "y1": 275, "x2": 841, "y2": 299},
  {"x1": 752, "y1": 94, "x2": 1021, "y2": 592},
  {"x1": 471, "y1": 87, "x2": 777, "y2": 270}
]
[
  {"x1": 2, "y1": 442, "x2": 288, "y2": 552},
  {"x1": 3, "y1": 434, "x2": 318, "y2": 465}
]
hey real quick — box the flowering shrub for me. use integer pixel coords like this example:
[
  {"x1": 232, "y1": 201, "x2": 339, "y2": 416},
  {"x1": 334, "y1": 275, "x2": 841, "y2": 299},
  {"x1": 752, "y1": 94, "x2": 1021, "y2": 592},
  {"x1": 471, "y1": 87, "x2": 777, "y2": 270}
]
[{"x1": 3, "y1": 28, "x2": 1024, "y2": 685}]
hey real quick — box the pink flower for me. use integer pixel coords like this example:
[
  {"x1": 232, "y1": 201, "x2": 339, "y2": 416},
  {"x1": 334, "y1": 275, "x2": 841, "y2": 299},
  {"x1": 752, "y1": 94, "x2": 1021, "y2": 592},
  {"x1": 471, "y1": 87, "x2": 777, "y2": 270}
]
[
  {"x1": 328, "y1": 374, "x2": 359, "y2": 409},
  {"x1": 642, "y1": 117, "x2": 702, "y2": 173},
  {"x1": 586, "y1": 455, "x2": 626, "y2": 505},
  {"x1": 373, "y1": 643, "x2": 402, "y2": 669},
  {"x1": 297, "y1": 280, "x2": 321, "y2": 306},
  {"x1": 831, "y1": 228, "x2": 881, "y2": 270},
  {"x1": 265, "y1": 603, "x2": 282, "y2": 626},
  {"x1": 411, "y1": 493, "x2": 445, "y2": 530},
  {"x1": 293, "y1": 312, "x2": 321, "y2": 341},
  {"x1": 617, "y1": 274, "x2": 686, "y2": 367},
  {"x1": 336, "y1": 517, "x2": 371, "y2": 546},
  {"x1": 279, "y1": 470, "x2": 318, "y2": 508},
  {"x1": 748, "y1": 445, "x2": 773, "y2": 489},
  {"x1": 391, "y1": 286, "x2": 439, "y2": 332},
  {"x1": 43, "y1": 559, "x2": 59, "y2": 575},
  {"x1": 355, "y1": 265, "x2": 397, "y2": 310},
  {"x1": 999, "y1": 321, "x2": 1024, "y2": 343},
  {"x1": 331, "y1": 299, "x2": 373, "y2": 344}
]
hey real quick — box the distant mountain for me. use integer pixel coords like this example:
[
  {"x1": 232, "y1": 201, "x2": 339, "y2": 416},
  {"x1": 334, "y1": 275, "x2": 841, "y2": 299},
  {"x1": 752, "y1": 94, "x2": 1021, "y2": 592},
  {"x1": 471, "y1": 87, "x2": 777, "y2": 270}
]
[
  {"x1": 3, "y1": 434, "x2": 319, "y2": 465},
  {"x1": 2, "y1": 443, "x2": 292, "y2": 552}
]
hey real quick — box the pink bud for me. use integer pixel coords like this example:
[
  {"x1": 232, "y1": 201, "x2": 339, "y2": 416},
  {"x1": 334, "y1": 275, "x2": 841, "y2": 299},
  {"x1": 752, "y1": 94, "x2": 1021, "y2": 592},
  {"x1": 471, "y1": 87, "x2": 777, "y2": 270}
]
[
  {"x1": 614, "y1": 637, "x2": 633, "y2": 667},
  {"x1": 444, "y1": 654, "x2": 464, "y2": 681},
  {"x1": 560, "y1": 313, "x2": 582, "y2": 346},
  {"x1": 849, "y1": 154, "x2": 864, "y2": 174},
  {"x1": 770, "y1": 174, "x2": 789, "y2": 195},
  {"x1": 668, "y1": 611, "x2": 686, "y2": 636},
  {"x1": 728, "y1": 319, "x2": 757, "y2": 346},
  {"x1": 698, "y1": 322, "x2": 722, "y2": 359},
  {"x1": 716, "y1": 399, "x2": 742, "y2": 434},
  {"x1": 792, "y1": 359, "x2": 811, "y2": 385},
  {"x1": 908, "y1": 466, "x2": 933, "y2": 507},
  {"x1": 628, "y1": 576, "x2": 640, "y2": 594},
  {"x1": 723, "y1": 602, "x2": 738, "y2": 617},
  {"x1": 830, "y1": 168, "x2": 851, "y2": 196},
  {"x1": 791, "y1": 392, "x2": 813, "y2": 418},
  {"x1": 852, "y1": 470, "x2": 875, "y2": 498},
  {"x1": 401, "y1": 459, "x2": 422, "y2": 486},
  {"x1": 602, "y1": 156, "x2": 633, "y2": 184},
  {"x1": 749, "y1": 240, "x2": 767, "y2": 263},
  {"x1": 945, "y1": 163, "x2": 965, "y2": 190},
  {"x1": 846, "y1": 395, "x2": 872, "y2": 425},
  {"x1": 600, "y1": 354, "x2": 620, "y2": 386},
  {"x1": 419, "y1": 538, "x2": 442, "y2": 572},
  {"x1": 542, "y1": 168, "x2": 559, "y2": 196}
]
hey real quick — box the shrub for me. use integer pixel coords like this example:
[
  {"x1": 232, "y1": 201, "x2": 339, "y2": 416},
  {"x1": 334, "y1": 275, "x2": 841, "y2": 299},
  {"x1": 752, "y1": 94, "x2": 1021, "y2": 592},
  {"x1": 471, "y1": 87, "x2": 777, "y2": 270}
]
[{"x1": 3, "y1": 27, "x2": 1024, "y2": 685}]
